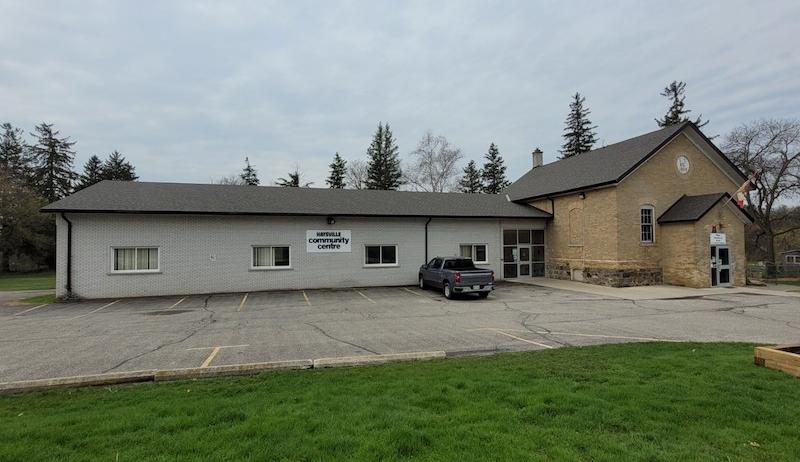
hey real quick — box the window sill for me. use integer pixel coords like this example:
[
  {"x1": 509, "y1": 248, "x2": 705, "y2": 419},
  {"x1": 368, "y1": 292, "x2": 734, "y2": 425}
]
[
  {"x1": 640, "y1": 242, "x2": 657, "y2": 247},
  {"x1": 108, "y1": 270, "x2": 162, "y2": 275},
  {"x1": 250, "y1": 266, "x2": 293, "y2": 271},
  {"x1": 363, "y1": 264, "x2": 400, "y2": 268},
  {"x1": 473, "y1": 262, "x2": 490, "y2": 265}
]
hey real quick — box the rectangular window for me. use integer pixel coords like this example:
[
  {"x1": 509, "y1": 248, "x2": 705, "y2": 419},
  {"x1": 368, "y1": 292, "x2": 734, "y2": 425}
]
[
  {"x1": 640, "y1": 207, "x2": 654, "y2": 243},
  {"x1": 113, "y1": 247, "x2": 159, "y2": 272},
  {"x1": 364, "y1": 245, "x2": 398, "y2": 266},
  {"x1": 459, "y1": 244, "x2": 488, "y2": 264},
  {"x1": 252, "y1": 246, "x2": 291, "y2": 269}
]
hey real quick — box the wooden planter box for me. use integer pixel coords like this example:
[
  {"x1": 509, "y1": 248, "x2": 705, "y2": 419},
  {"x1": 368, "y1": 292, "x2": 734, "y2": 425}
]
[{"x1": 754, "y1": 345, "x2": 800, "y2": 377}]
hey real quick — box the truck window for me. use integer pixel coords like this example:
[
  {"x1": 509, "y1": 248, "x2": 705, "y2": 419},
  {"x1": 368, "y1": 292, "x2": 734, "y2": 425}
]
[{"x1": 443, "y1": 258, "x2": 476, "y2": 270}]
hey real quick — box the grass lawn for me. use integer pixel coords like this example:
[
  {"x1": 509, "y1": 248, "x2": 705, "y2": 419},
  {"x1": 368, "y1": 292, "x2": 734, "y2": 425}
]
[
  {"x1": 19, "y1": 293, "x2": 58, "y2": 304},
  {"x1": 0, "y1": 272, "x2": 55, "y2": 291},
  {"x1": 1, "y1": 343, "x2": 798, "y2": 461}
]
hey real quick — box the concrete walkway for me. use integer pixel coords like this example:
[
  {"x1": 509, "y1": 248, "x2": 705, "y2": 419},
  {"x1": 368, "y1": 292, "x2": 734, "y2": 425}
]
[{"x1": 512, "y1": 277, "x2": 800, "y2": 300}]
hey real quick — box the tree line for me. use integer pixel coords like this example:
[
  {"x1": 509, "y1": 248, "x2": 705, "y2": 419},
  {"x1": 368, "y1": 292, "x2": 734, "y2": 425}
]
[
  {"x1": 225, "y1": 123, "x2": 513, "y2": 194},
  {"x1": 0, "y1": 122, "x2": 138, "y2": 271}
]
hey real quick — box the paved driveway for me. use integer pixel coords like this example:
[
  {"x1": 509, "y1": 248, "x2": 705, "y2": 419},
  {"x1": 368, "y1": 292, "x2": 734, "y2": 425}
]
[{"x1": 1, "y1": 283, "x2": 799, "y2": 383}]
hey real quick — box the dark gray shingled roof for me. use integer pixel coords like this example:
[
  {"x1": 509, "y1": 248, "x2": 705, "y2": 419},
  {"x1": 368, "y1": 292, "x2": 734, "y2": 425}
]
[
  {"x1": 42, "y1": 180, "x2": 551, "y2": 219},
  {"x1": 657, "y1": 193, "x2": 730, "y2": 223},
  {"x1": 506, "y1": 122, "x2": 746, "y2": 202}
]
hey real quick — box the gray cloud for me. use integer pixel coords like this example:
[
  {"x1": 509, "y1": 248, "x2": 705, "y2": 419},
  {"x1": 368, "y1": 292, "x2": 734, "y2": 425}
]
[{"x1": 1, "y1": 0, "x2": 798, "y2": 186}]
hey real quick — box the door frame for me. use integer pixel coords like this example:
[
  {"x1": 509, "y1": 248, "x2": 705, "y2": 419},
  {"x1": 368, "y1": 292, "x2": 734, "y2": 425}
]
[{"x1": 710, "y1": 245, "x2": 732, "y2": 287}]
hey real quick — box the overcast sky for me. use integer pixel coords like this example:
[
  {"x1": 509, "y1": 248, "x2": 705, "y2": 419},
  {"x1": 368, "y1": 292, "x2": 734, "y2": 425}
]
[{"x1": 1, "y1": 0, "x2": 798, "y2": 187}]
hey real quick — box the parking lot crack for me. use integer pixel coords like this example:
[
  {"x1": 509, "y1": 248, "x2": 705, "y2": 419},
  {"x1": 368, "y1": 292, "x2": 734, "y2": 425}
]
[
  {"x1": 305, "y1": 322, "x2": 379, "y2": 355},
  {"x1": 102, "y1": 302, "x2": 217, "y2": 373}
]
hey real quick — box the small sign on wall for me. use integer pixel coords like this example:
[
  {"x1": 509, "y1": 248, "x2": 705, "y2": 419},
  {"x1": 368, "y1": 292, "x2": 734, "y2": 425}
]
[
  {"x1": 306, "y1": 230, "x2": 351, "y2": 253},
  {"x1": 710, "y1": 233, "x2": 727, "y2": 245}
]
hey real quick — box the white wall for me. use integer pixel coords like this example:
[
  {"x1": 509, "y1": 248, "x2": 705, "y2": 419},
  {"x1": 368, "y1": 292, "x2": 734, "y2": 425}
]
[{"x1": 56, "y1": 213, "x2": 546, "y2": 298}]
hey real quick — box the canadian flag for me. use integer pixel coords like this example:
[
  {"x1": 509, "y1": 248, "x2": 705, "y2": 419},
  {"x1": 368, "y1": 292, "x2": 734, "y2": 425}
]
[{"x1": 733, "y1": 172, "x2": 758, "y2": 208}]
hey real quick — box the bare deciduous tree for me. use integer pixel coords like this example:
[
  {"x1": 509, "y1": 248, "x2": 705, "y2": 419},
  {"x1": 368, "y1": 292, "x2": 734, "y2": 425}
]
[
  {"x1": 404, "y1": 131, "x2": 463, "y2": 192},
  {"x1": 346, "y1": 159, "x2": 368, "y2": 190},
  {"x1": 724, "y1": 118, "x2": 800, "y2": 273},
  {"x1": 215, "y1": 174, "x2": 246, "y2": 185}
]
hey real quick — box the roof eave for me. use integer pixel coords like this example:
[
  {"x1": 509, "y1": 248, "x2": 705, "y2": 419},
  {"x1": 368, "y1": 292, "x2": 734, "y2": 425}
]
[{"x1": 42, "y1": 208, "x2": 552, "y2": 219}]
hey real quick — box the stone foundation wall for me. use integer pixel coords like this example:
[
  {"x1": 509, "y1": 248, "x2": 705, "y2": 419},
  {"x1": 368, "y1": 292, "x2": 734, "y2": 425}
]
[
  {"x1": 583, "y1": 267, "x2": 663, "y2": 287},
  {"x1": 546, "y1": 261, "x2": 663, "y2": 287},
  {"x1": 547, "y1": 264, "x2": 572, "y2": 281}
]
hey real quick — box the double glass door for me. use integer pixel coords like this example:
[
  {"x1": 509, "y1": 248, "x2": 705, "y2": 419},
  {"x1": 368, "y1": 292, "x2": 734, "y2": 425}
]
[
  {"x1": 711, "y1": 245, "x2": 731, "y2": 286},
  {"x1": 503, "y1": 229, "x2": 545, "y2": 278}
]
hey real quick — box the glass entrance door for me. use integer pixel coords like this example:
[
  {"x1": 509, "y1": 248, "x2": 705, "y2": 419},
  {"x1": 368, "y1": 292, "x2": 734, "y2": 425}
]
[
  {"x1": 503, "y1": 229, "x2": 545, "y2": 278},
  {"x1": 710, "y1": 246, "x2": 731, "y2": 287}
]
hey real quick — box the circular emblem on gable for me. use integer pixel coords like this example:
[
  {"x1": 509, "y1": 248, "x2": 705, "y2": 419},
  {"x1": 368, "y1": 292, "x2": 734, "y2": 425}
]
[{"x1": 676, "y1": 155, "x2": 690, "y2": 174}]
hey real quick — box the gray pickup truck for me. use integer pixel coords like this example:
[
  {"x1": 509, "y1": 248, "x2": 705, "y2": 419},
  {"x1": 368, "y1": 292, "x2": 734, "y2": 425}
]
[{"x1": 418, "y1": 256, "x2": 495, "y2": 299}]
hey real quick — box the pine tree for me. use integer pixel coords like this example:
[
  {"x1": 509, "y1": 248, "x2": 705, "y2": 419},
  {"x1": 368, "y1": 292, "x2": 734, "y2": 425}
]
[
  {"x1": 365, "y1": 123, "x2": 403, "y2": 190},
  {"x1": 0, "y1": 123, "x2": 28, "y2": 180},
  {"x1": 560, "y1": 93, "x2": 597, "y2": 159},
  {"x1": 655, "y1": 80, "x2": 708, "y2": 128},
  {"x1": 276, "y1": 169, "x2": 313, "y2": 187},
  {"x1": 29, "y1": 122, "x2": 77, "y2": 202},
  {"x1": 458, "y1": 160, "x2": 483, "y2": 193},
  {"x1": 326, "y1": 152, "x2": 347, "y2": 188},
  {"x1": 101, "y1": 151, "x2": 138, "y2": 181},
  {"x1": 240, "y1": 157, "x2": 259, "y2": 185},
  {"x1": 76, "y1": 155, "x2": 104, "y2": 191},
  {"x1": 481, "y1": 143, "x2": 510, "y2": 194}
]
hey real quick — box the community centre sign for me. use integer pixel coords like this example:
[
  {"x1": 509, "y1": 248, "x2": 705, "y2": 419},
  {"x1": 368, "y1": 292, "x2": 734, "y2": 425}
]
[{"x1": 306, "y1": 230, "x2": 352, "y2": 253}]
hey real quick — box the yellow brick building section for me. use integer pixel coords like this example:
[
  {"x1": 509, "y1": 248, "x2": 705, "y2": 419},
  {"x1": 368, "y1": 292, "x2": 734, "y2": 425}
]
[{"x1": 531, "y1": 132, "x2": 748, "y2": 287}]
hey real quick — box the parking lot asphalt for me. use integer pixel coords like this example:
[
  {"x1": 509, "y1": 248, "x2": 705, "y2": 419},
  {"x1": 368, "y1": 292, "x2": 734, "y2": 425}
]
[{"x1": 1, "y1": 283, "x2": 799, "y2": 383}]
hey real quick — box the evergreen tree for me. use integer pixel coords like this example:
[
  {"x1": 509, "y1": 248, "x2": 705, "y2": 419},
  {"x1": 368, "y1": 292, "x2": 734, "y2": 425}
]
[
  {"x1": 326, "y1": 152, "x2": 347, "y2": 188},
  {"x1": 560, "y1": 92, "x2": 597, "y2": 159},
  {"x1": 76, "y1": 155, "x2": 104, "y2": 191},
  {"x1": 101, "y1": 151, "x2": 138, "y2": 181},
  {"x1": 655, "y1": 80, "x2": 708, "y2": 128},
  {"x1": 240, "y1": 157, "x2": 259, "y2": 185},
  {"x1": 0, "y1": 123, "x2": 28, "y2": 180},
  {"x1": 276, "y1": 169, "x2": 313, "y2": 187},
  {"x1": 365, "y1": 122, "x2": 403, "y2": 190},
  {"x1": 29, "y1": 122, "x2": 77, "y2": 202},
  {"x1": 458, "y1": 160, "x2": 483, "y2": 193},
  {"x1": 481, "y1": 143, "x2": 510, "y2": 194}
]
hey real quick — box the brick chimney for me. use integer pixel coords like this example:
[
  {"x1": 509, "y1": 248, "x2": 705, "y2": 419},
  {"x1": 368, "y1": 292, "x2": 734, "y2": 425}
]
[{"x1": 532, "y1": 148, "x2": 543, "y2": 169}]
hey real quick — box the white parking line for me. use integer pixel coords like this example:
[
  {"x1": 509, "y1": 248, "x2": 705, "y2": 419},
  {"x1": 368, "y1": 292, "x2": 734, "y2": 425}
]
[
  {"x1": 302, "y1": 291, "x2": 311, "y2": 306},
  {"x1": 68, "y1": 300, "x2": 121, "y2": 320},
  {"x1": 237, "y1": 293, "x2": 249, "y2": 312},
  {"x1": 167, "y1": 297, "x2": 186, "y2": 310},
  {"x1": 486, "y1": 329, "x2": 554, "y2": 349},
  {"x1": 13, "y1": 304, "x2": 49, "y2": 316},
  {"x1": 355, "y1": 289, "x2": 376, "y2": 304}
]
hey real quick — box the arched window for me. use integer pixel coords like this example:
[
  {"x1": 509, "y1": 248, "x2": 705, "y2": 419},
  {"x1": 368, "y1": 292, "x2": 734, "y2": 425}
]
[{"x1": 640, "y1": 205, "x2": 654, "y2": 243}]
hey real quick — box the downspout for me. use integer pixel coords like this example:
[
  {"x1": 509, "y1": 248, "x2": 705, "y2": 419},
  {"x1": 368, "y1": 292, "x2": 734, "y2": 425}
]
[
  {"x1": 60, "y1": 213, "x2": 72, "y2": 296},
  {"x1": 424, "y1": 217, "x2": 432, "y2": 262}
]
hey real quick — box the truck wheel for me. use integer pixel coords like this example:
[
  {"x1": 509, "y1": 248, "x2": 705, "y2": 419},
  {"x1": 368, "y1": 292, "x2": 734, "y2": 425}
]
[
  {"x1": 443, "y1": 282, "x2": 452, "y2": 299},
  {"x1": 418, "y1": 275, "x2": 425, "y2": 289},
  {"x1": 478, "y1": 292, "x2": 489, "y2": 299}
]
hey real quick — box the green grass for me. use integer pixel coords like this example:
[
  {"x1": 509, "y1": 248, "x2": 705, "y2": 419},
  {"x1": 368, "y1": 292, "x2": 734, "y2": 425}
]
[
  {"x1": 778, "y1": 279, "x2": 800, "y2": 287},
  {"x1": 0, "y1": 272, "x2": 55, "y2": 291},
  {"x1": 19, "y1": 294, "x2": 57, "y2": 304},
  {"x1": 1, "y1": 343, "x2": 798, "y2": 461}
]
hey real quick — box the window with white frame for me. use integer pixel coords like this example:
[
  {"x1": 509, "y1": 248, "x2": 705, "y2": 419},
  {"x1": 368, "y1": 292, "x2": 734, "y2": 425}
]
[
  {"x1": 364, "y1": 245, "x2": 398, "y2": 266},
  {"x1": 252, "y1": 246, "x2": 291, "y2": 269},
  {"x1": 113, "y1": 247, "x2": 159, "y2": 272},
  {"x1": 459, "y1": 244, "x2": 488, "y2": 264},
  {"x1": 640, "y1": 206, "x2": 654, "y2": 243}
]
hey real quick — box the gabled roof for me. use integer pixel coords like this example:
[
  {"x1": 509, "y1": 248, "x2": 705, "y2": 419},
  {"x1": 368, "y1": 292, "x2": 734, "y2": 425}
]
[
  {"x1": 41, "y1": 181, "x2": 552, "y2": 219},
  {"x1": 657, "y1": 192, "x2": 753, "y2": 224},
  {"x1": 658, "y1": 193, "x2": 729, "y2": 223},
  {"x1": 506, "y1": 122, "x2": 747, "y2": 202}
]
